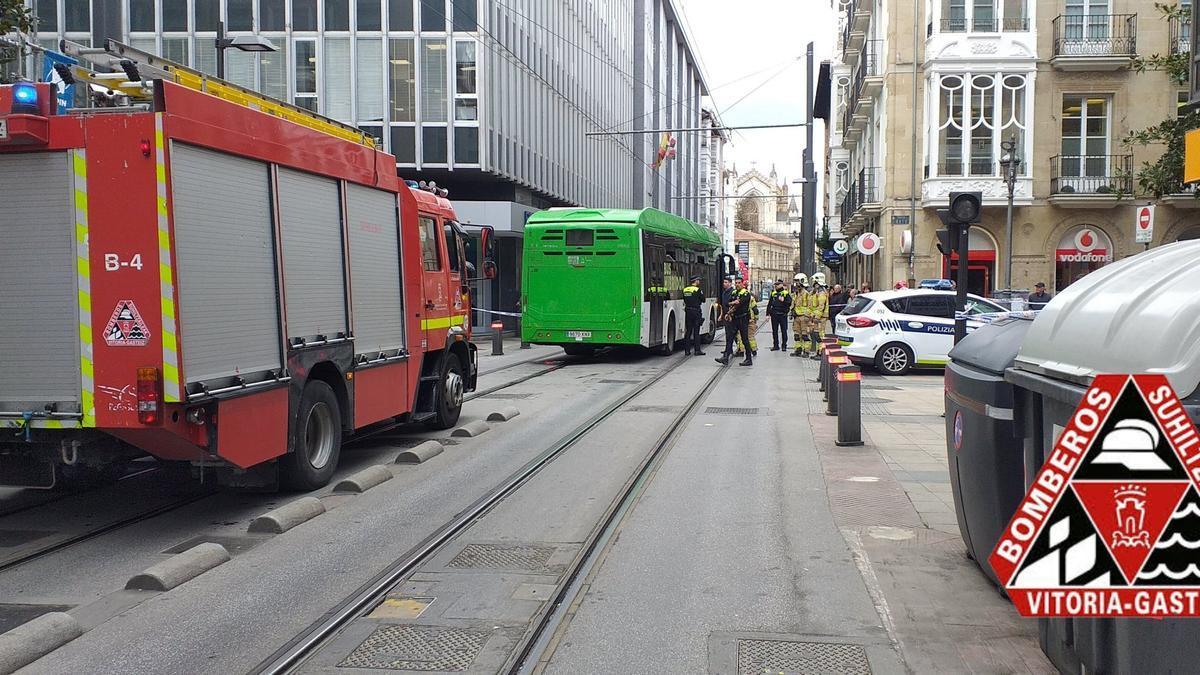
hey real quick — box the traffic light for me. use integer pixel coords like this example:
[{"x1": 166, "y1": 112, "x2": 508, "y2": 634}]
[
  {"x1": 932, "y1": 191, "x2": 981, "y2": 345},
  {"x1": 935, "y1": 228, "x2": 954, "y2": 256},
  {"x1": 948, "y1": 191, "x2": 982, "y2": 224}
]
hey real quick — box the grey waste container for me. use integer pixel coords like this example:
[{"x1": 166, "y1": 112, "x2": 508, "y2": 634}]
[
  {"x1": 944, "y1": 316, "x2": 1034, "y2": 584},
  {"x1": 1006, "y1": 240, "x2": 1200, "y2": 675}
]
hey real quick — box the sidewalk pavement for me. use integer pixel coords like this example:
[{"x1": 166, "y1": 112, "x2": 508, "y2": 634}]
[{"x1": 806, "y1": 365, "x2": 1054, "y2": 673}]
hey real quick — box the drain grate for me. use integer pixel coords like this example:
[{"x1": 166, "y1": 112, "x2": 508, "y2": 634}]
[
  {"x1": 338, "y1": 624, "x2": 489, "y2": 671},
  {"x1": 446, "y1": 543, "x2": 559, "y2": 573},
  {"x1": 704, "y1": 407, "x2": 766, "y2": 416},
  {"x1": 480, "y1": 392, "x2": 538, "y2": 400},
  {"x1": 598, "y1": 379, "x2": 641, "y2": 384},
  {"x1": 737, "y1": 639, "x2": 871, "y2": 674},
  {"x1": 624, "y1": 405, "x2": 684, "y2": 414}
]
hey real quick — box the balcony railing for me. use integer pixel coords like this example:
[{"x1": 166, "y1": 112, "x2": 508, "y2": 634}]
[
  {"x1": 1050, "y1": 154, "x2": 1133, "y2": 195},
  {"x1": 838, "y1": 167, "x2": 882, "y2": 228},
  {"x1": 841, "y1": 41, "x2": 881, "y2": 133},
  {"x1": 840, "y1": 0, "x2": 859, "y2": 53},
  {"x1": 939, "y1": 15, "x2": 1029, "y2": 33},
  {"x1": 1052, "y1": 14, "x2": 1137, "y2": 58},
  {"x1": 1171, "y1": 14, "x2": 1191, "y2": 55},
  {"x1": 936, "y1": 158, "x2": 1002, "y2": 177}
]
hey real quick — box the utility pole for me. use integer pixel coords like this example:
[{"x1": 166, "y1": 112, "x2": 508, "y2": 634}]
[{"x1": 801, "y1": 42, "x2": 817, "y2": 276}]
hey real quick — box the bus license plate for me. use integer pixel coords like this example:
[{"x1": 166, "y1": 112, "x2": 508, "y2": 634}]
[
  {"x1": 0, "y1": 119, "x2": 7, "y2": 140},
  {"x1": 566, "y1": 331, "x2": 591, "y2": 341}
]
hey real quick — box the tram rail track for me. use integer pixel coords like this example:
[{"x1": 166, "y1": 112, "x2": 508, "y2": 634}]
[{"x1": 252, "y1": 346, "x2": 724, "y2": 674}]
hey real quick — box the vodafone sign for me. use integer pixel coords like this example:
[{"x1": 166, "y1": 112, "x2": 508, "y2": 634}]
[
  {"x1": 1057, "y1": 227, "x2": 1112, "y2": 263},
  {"x1": 1135, "y1": 205, "x2": 1154, "y2": 244},
  {"x1": 856, "y1": 233, "x2": 881, "y2": 256}
]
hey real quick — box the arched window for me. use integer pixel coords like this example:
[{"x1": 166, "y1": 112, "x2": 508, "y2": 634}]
[
  {"x1": 1055, "y1": 225, "x2": 1113, "y2": 290},
  {"x1": 935, "y1": 72, "x2": 1027, "y2": 177}
]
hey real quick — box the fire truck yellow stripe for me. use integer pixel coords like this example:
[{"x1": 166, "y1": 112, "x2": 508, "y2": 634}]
[
  {"x1": 73, "y1": 149, "x2": 95, "y2": 428},
  {"x1": 155, "y1": 114, "x2": 182, "y2": 403},
  {"x1": 419, "y1": 315, "x2": 468, "y2": 330}
]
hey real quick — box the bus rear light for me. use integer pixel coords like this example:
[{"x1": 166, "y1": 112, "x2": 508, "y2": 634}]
[
  {"x1": 136, "y1": 367, "x2": 162, "y2": 425},
  {"x1": 845, "y1": 316, "x2": 878, "y2": 328}
]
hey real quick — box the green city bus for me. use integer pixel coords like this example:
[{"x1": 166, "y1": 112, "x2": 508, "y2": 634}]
[{"x1": 521, "y1": 208, "x2": 726, "y2": 356}]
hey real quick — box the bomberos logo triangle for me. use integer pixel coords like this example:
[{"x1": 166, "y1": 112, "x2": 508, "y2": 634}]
[{"x1": 990, "y1": 374, "x2": 1200, "y2": 617}]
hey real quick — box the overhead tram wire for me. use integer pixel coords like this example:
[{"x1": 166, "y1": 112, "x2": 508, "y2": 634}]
[{"x1": 429, "y1": 3, "x2": 688, "y2": 200}]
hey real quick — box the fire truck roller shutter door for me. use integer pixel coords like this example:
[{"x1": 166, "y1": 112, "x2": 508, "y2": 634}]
[
  {"x1": 170, "y1": 143, "x2": 282, "y2": 383},
  {"x1": 345, "y1": 183, "x2": 405, "y2": 355},
  {"x1": 0, "y1": 152, "x2": 82, "y2": 413},
  {"x1": 277, "y1": 168, "x2": 348, "y2": 341}
]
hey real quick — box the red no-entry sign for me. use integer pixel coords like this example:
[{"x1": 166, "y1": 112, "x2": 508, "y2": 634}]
[{"x1": 1136, "y1": 205, "x2": 1154, "y2": 244}]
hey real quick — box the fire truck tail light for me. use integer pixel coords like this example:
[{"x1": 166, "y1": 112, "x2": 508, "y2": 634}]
[
  {"x1": 136, "y1": 367, "x2": 162, "y2": 425},
  {"x1": 846, "y1": 316, "x2": 878, "y2": 328}
]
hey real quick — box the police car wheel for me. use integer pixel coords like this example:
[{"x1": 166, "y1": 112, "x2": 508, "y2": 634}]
[{"x1": 875, "y1": 342, "x2": 913, "y2": 376}]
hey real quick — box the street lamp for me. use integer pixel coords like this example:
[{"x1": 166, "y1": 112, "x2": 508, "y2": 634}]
[
  {"x1": 215, "y1": 21, "x2": 276, "y2": 80},
  {"x1": 998, "y1": 135, "x2": 1021, "y2": 292}
]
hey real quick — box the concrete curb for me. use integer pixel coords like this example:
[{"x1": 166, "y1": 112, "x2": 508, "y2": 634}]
[
  {"x1": 395, "y1": 440, "x2": 444, "y2": 464},
  {"x1": 125, "y1": 543, "x2": 231, "y2": 591},
  {"x1": 487, "y1": 407, "x2": 521, "y2": 422},
  {"x1": 451, "y1": 420, "x2": 490, "y2": 438},
  {"x1": 248, "y1": 496, "x2": 326, "y2": 534},
  {"x1": 0, "y1": 612, "x2": 82, "y2": 674},
  {"x1": 332, "y1": 465, "x2": 393, "y2": 493}
]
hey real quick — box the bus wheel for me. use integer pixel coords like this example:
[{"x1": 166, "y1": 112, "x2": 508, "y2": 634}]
[
  {"x1": 658, "y1": 314, "x2": 676, "y2": 354},
  {"x1": 281, "y1": 380, "x2": 342, "y2": 491},
  {"x1": 430, "y1": 357, "x2": 464, "y2": 430}
]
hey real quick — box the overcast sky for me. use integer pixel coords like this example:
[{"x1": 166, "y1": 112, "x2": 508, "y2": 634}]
[{"x1": 679, "y1": 0, "x2": 837, "y2": 198}]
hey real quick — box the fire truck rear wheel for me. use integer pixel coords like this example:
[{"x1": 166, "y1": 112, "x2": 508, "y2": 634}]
[
  {"x1": 430, "y1": 357, "x2": 464, "y2": 430},
  {"x1": 282, "y1": 380, "x2": 343, "y2": 491}
]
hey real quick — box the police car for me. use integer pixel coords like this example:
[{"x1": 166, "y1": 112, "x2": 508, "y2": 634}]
[{"x1": 834, "y1": 289, "x2": 1004, "y2": 375}]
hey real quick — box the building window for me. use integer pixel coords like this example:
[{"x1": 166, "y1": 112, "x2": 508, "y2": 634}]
[
  {"x1": 423, "y1": 126, "x2": 448, "y2": 163},
  {"x1": 390, "y1": 0, "x2": 415, "y2": 31},
  {"x1": 160, "y1": 0, "x2": 186, "y2": 32},
  {"x1": 36, "y1": 0, "x2": 58, "y2": 32},
  {"x1": 421, "y1": 38, "x2": 448, "y2": 122},
  {"x1": 259, "y1": 38, "x2": 287, "y2": 101},
  {"x1": 941, "y1": 0, "x2": 1027, "y2": 31},
  {"x1": 357, "y1": 0, "x2": 383, "y2": 31},
  {"x1": 357, "y1": 38, "x2": 385, "y2": 123},
  {"x1": 162, "y1": 37, "x2": 190, "y2": 65},
  {"x1": 1055, "y1": 225, "x2": 1112, "y2": 290},
  {"x1": 1059, "y1": 95, "x2": 1109, "y2": 190},
  {"x1": 419, "y1": 216, "x2": 442, "y2": 271},
  {"x1": 421, "y1": 0, "x2": 446, "y2": 31},
  {"x1": 294, "y1": 39, "x2": 318, "y2": 111},
  {"x1": 452, "y1": 0, "x2": 478, "y2": 31},
  {"x1": 261, "y1": 0, "x2": 286, "y2": 32},
  {"x1": 293, "y1": 0, "x2": 318, "y2": 32},
  {"x1": 935, "y1": 73, "x2": 1026, "y2": 177},
  {"x1": 391, "y1": 126, "x2": 416, "y2": 163},
  {"x1": 228, "y1": 0, "x2": 254, "y2": 32},
  {"x1": 324, "y1": 38, "x2": 352, "y2": 122},
  {"x1": 454, "y1": 40, "x2": 477, "y2": 121},
  {"x1": 130, "y1": 0, "x2": 154, "y2": 32},
  {"x1": 326, "y1": 0, "x2": 351, "y2": 31},
  {"x1": 195, "y1": 0, "x2": 219, "y2": 32},
  {"x1": 388, "y1": 39, "x2": 416, "y2": 122},
  {"x1": 455, "y1": 126, "x2": 479, "y2": 164}
]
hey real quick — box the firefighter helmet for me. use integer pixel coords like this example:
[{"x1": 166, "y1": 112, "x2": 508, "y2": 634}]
[
  {"x1": 812, "y1": 272, "x2": 827, "y2": 287},
  {"x1": 793, "y1": 273, "x2": 808, "y2": 286}
]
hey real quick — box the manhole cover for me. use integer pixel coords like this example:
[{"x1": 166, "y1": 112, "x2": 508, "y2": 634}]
[
  {"x1": 598, "y1": 379, "x2": 641, "y2": 384},
  {"x1": 737, "y1": 639, "x2": 871, "y2": 674},
  {"x1": 705, "y1": 407, "x2": 766, "y2": 416},
  {"x1": 624, "y1": 405, "x2": 684, "y2": 413},
  {"x1": 446, "y1": 543, "x2": 560, "y2": 573},
  {"x1": 0, "y1": 530, "x2": 55, "y2": 548},
  {"x1": 162, "y1": 534, "x2": 265, "y2": 556},
  {"x1": 338, "y1": 624, "x2": 489, "y2": 671},
  {"x1": 480, "y1": 393, "x2": 538, "y2": 400}
]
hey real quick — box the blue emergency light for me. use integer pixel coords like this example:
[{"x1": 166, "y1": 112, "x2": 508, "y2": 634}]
[{"x1": 10, "y1": 83, "x2": 39, "y2": 115}]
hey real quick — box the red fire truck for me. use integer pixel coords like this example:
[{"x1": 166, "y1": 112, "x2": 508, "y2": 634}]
[{"x1": 0, "y1": 40, "x2": 493, "y2": 490}]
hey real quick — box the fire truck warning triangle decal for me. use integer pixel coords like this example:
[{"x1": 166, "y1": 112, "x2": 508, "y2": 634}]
[
  {"x1": 991, "y1": 374, "x2": 1200, "y2": 617},
  {"x1": 104, "y1": 300, "x2": 150, "y2": 347}
]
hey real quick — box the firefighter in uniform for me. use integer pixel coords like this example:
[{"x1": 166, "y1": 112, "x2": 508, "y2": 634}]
[
  {"x1": 766, "y1": 281, "x2": 793, "y2": 351},
  {"x1": 682, "y1": 275, "x2": 705, "y2": 356},
  {"x1": 807, "y1": 272, "x2": 830, "y2": 359},
  {"x1": 734, "y1": 278, "x2": 759, "y2": 357},
  {"x1": 790, "y1": 273, "x2": 811, "y2": 357}
]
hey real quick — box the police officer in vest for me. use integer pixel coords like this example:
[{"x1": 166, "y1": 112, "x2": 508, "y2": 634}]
[
  {"x1": 766, "y1": 280, "x2": 793, "y2": 351},
  {"x1": 716, "y1": 277, "x2": 753, "y2": 367},
  {"x1": 682, "y1": 275, "x2": 706, "y2": 356}
]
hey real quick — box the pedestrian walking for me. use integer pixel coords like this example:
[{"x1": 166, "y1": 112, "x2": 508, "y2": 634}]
[
  {"x1": 682, "y1": 275, "x2": 705, "y2": 356},
  {"x1": 1027, "y1": 282, "x2": 1053, "y2": 310},
  {"x1": 766, "y1": 281, "x2": 793, "y2": 351},
  {"x1": 828, "y1": 283, "x2": 848, "y2": 330},
  {"x1": 716, "y1": 277, "x2": 753, "y2": 366}
]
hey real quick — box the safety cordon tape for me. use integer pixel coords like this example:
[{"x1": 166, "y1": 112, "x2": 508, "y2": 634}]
[
  {"x1": 954, "y1": 309, "x2": 1041, "y2": 323},
  {"x1": 472, "y1": 308, "x2": 523, "y2": 318}
]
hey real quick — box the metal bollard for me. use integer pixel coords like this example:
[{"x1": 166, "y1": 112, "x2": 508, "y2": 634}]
[
  {"x1": 825, "y1": 351, "x2": 848, "y2": 413},
  {"x1": 835, "y1": 364, "x2": 865, "y2": 446},
  {"x1": 491, "y1": 322, "x2": 504, "y2": 356},
  {"x1": 818, "y1": 338, "x2": 838, "y2": 387}
]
